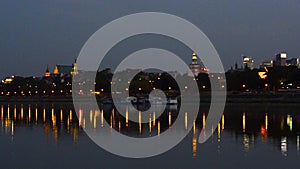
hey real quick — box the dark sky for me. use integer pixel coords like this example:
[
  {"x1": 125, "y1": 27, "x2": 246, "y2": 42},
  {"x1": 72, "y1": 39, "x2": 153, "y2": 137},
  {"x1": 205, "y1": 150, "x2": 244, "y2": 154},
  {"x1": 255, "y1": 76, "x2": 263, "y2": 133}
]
[{"x1": 0, "y1": 0, "x2": 299, "y2": 78}]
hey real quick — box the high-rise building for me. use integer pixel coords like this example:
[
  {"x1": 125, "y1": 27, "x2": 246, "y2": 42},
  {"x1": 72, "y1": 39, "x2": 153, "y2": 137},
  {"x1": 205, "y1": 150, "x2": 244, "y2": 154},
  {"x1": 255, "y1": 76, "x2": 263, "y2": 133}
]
[
  {"x1": 242, "y1": 56, "x2": 254, "y2": 70},
  {"x1": 286, "y1": 58, "x2": 300, "y2": 67},
  {"x1": 260, "y1": 60, "x2": 274, "y2": 68},
  {"x1": 275, "y1": 52, "x2": 287, "y2": 66}
]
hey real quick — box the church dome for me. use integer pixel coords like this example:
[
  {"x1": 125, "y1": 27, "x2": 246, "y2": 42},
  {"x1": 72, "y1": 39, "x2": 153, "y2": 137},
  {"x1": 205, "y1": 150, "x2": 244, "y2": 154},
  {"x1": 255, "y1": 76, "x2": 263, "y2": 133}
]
[{"x1": 192, "y1": 52, "x2": 197, "y2": 60}]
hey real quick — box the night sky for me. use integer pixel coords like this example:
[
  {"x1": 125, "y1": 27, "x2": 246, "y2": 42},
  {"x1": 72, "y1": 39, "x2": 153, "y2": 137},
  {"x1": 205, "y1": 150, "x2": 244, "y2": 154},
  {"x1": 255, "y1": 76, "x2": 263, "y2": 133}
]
[{"x1": 0, "y1": 0, "x2": 299, "y2": 78}]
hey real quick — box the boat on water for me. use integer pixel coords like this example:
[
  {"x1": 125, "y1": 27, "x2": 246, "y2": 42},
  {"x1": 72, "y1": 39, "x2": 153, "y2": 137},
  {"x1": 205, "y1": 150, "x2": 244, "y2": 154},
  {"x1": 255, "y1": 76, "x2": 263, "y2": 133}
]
[
  {"x1": 105, "y1": 96, "x2": 178, "y2": 105},
  {"x1": 163, "y1": 98, "x2": 178, "y2": 105}
]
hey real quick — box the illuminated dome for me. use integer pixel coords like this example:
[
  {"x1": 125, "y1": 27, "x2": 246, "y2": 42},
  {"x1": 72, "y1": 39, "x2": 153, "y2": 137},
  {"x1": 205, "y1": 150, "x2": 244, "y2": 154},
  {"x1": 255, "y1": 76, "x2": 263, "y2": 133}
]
[{"x1": 192, "y1": 52, "x2": 197, "y2": 60}]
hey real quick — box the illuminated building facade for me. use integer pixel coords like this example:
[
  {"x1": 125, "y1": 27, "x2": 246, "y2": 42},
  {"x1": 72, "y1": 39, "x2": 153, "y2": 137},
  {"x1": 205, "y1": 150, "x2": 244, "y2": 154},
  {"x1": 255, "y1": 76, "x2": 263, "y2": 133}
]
[
  {"x1": 260, "y1": 60, "x2": 274, "y2": 68},
  {"x1": 1, "y1": 76, "x2": 14, "y2": 84},
  {"x1": 275, "y1": 52, "x2": 287, "y2": 66},
  {"x1": 243, "y1": 56, "x2": 254, "y2": 70},
  {"x1": 286, "y1": 58, "x2": 300, "y2": 68},
  {"x1": 53, "y1": 60, "x2": 78, "y2": 76}
]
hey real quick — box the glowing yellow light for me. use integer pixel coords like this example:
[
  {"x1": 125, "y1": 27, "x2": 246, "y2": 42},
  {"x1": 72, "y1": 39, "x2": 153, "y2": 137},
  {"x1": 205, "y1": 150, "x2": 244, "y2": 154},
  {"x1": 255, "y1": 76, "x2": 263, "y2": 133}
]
[
  {"x1": 221, "y1": 114, "x2": 225, "y2": 130},
  {"x1": 7, "y1": 104, "x2": 10, "y2": 120},
  {"x1": 78, "y1": 109, "x2": 83, "y2": 127},
  {"x1": 60, "y1": 109, "x2": 63, "y2": 122},
  {"x1": 158, "y1": 121, "x2": 161, "y2": 136},
  {"x1": 169, "y1": 112, "x2": 172, "y2": 127},
  {"x1": 243, "y1": 113, "x2": 246, "y2": 132},
  {"x1": 202, "y1": 113, "x2": 206, "y2": 129},
  {"x1": 35, "y1": 105, "x2": 38, "y2": 122},
  {"x1": 93, "y1": 113, "x2": 97, "y2": 129},
  {"x1": 110, "y1": 115, "x2": 113, "y2": 129},
  {"x1": 218, "y1": 123, "x2": 221, "y2": 139},
  {"x1": 192, "y1": 136, "x2": 197, "y2": 157},
  {"x1": 90, "y1": 110, "x2": 93, "y2": 125},
  {"x1": 28, "y1": 105, "x2": 32, "y2": 122},
  {"x1": 53, "y1": 66, "x2": 59, "y2": 74},
  {"x1": 265, "y1": 113, "x2": 268, "y2": 131},
  {"x1": 11, "y1": 121, "x2": 14, "y2": 136},
  {"x1": 139, "y1": 111, "x2": 142, "y2": 134},
  {"x1": 149, "y1": 116, "x2": 152, "y2": 133},
  {"x1": 111, "y1": 109, "x2": 115, "y2": 127},
  {"x1": 14, "y1": 105, "x2": 16, "y2": 120},
  {"x1": 101, "y1": 109, "x2": 104, "y2": 127},
  {"x1": 185, "y1": 112, "x2": 188, "y2": 130},
  {"x1": 1, "y1": 105, "x2": 3, "y2": 119},
  {"x1": 43, "y1": 107, "x2": 46, "y2": 122},
  {"x1": 69, "y1": 109, "x2": 72, "y2": 122},
  {"x1": 125, "y1": 108, "x2": 129, "y2": 127},
  {"x1": 287, "y1": 114, "x2": 290, "y2": 124}
]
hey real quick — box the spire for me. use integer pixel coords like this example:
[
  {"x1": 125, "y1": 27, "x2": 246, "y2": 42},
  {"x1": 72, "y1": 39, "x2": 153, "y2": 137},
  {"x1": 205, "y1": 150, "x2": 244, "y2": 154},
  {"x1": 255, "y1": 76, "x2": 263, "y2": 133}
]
[
  {"x1": 44, "y1": 65, "x2": 51, "y2": 77},
  {"x1": 46, "y1": 64, "x2": 50, "y2": 72},
  {"x1": 53, "y1": 65, "x2": 59, "y2": 75}
]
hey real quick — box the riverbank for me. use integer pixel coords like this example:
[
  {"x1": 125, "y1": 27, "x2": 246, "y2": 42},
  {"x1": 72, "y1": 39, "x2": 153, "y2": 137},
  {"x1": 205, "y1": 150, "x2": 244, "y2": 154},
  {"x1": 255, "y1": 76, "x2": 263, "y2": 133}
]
[{"x1": 1, "y1": 93, "x2": 300, "y2": 103}]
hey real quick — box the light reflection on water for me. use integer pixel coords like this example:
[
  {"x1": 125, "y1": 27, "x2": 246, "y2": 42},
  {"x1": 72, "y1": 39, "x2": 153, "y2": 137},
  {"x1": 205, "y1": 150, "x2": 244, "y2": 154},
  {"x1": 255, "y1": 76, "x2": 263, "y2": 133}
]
[{"x1": 1, "y1": 103, "x2": 300, "y2": 168}]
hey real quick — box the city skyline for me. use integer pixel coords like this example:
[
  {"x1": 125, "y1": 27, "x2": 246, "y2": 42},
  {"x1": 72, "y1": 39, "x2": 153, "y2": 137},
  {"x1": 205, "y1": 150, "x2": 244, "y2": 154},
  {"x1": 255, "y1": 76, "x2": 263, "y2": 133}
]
[
  {"x1": 1, "y1": 0, "x2": 300, "y2": 78},
  {"x1": 1, "y1": 1, "x2": 300, "y2": 168},
  {"x1": 1, "y1": 50, "x2": 300, "y2": 80}
]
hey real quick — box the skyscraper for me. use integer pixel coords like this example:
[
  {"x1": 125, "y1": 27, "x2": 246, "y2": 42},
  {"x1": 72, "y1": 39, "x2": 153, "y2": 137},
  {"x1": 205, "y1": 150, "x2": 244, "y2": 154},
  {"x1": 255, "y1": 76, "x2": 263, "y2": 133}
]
[
  {"x1": 275, "y1": 52, "x2": 287, "y2": 66},
  {"x1": 242, "y1": 56, "x2": 254, "y2": 70}
]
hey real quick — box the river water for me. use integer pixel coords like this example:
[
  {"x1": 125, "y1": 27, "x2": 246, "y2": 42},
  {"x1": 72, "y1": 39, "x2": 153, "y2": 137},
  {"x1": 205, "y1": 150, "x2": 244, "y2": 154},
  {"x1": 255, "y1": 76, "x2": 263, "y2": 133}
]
[{"x1": 0, "y1": 102, "x2": 299, "y2": 169}]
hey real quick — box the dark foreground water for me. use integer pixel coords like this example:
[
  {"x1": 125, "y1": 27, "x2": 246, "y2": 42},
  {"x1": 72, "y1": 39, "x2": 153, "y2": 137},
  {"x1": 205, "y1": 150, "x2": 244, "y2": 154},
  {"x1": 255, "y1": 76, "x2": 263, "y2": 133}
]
[{"x1": 0, "y1": 102, "x2": 300, "y2": 169}]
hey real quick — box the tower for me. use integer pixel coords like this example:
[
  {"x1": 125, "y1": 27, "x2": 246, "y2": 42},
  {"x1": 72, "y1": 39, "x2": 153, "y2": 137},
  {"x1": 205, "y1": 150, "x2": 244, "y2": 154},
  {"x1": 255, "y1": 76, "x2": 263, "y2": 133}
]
[
  {"x1": 189, "y1": 52, "x2": 201, "y2": 77},
  {"x1": 44, "y1": 65, "x2": 51, "y2": 77},
  {"x1": 192, "y1": 52, "x2": 198, "y2": 64},
  {"x1": 53, "y1": 65, "x2": 59, "y2": 75},
  {"x1": 71, "y1": 59, "x2": 78, "y2": 76}
]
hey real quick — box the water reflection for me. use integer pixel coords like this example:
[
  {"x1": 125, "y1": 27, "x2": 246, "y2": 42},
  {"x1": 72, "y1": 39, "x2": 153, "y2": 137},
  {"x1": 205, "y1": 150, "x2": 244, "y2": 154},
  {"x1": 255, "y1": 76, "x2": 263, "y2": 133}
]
[{"x1": 0, "y1": 103, "x2": 300, "y2": 158}]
